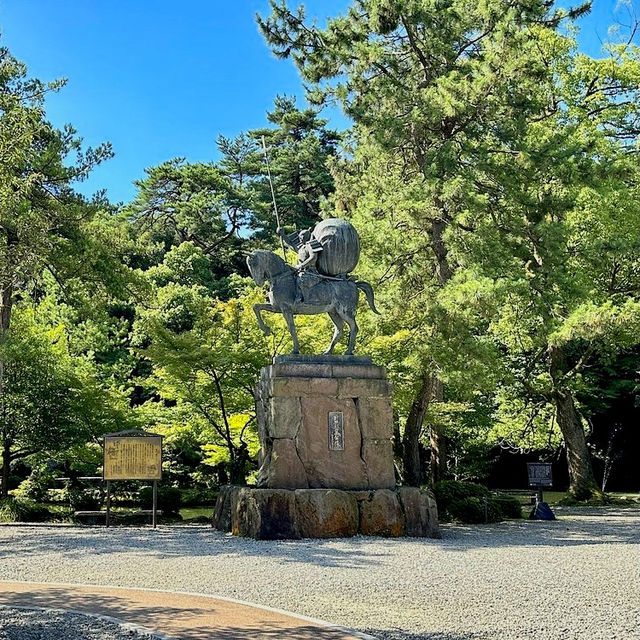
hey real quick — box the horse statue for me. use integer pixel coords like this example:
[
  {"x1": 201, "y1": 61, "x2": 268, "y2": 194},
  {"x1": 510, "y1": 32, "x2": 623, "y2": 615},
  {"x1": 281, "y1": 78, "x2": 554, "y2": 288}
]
[{"x1": 246, "y1": 247, "x2": 379, "y2": 355}]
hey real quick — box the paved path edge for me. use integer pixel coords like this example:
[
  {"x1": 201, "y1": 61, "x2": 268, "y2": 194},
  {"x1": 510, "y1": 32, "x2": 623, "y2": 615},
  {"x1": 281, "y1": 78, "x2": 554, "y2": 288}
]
[
  {"x1": 0, "y1": 580, "x2": 377, "y2": 640},
  {"x1": 0, "y1": 603, "x2": 179, "y2": 639}
]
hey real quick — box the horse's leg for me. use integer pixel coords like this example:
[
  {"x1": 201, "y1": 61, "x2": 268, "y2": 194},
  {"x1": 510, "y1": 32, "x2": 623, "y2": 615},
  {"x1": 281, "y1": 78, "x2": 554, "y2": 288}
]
[
  {"x1": 282, "y1": 309, "x2": 300, "y2": 354},
  {"x1": 344, "y1": 311, "x2": 358, "y2": 355},
  {"x1": 253, "y1": 303, "x2": 275, "y2": 336},
  {"x1": 324, "y1": 310, "x2": 344, "y2": 354}
]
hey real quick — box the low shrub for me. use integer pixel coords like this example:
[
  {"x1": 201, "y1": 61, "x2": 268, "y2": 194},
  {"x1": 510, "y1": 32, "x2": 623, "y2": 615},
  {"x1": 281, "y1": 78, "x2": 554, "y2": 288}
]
[
  {"x1": 447, "y1": 497, "x2": 485, "y2": 523},
  {"x1": 179, "y1": 487, "x2": 218, "y2": 506},
  {"x1": 432, "y1": 481, "x2": 523, "y2": 523},
  {"x1": 432, "y1": 480, "x2": 489, "y2": 512},
  {"x1": 183, "y1": 515, "x2": 212, "y2": 524},
  {"x1": 0, "y1": 497, "x2": 51, "y2": 523},
  {"x1": 558, "y1": 492, "x2": 639, "y2": 507},
  {"x1": 47, "y1": 488, "x2": 70, "y2": 504},
  {"x1": 491, "y1": 495, "x2": 523, "y2": 519},
  {"x1": 139, "y1": 485, "x2": 182, "y2": 514},
  {"x1": 68, "y1": 489, "x2": 103, "y2": 512},
  {"x1": 13, "y1": 469, "x2": 58, "y2": 503},
  {"x1": 446, "y1": 496, "x2": 504, "y2": 524}
]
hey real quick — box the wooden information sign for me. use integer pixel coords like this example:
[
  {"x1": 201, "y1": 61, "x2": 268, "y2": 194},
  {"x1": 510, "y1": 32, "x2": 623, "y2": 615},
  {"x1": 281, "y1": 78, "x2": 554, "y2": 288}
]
[
  {"x1": 104, "y1": 436, "x2": 162, "y2": 481},
  {"x1": 102, "y1": 430, "x2": 163, "y2": 528}
]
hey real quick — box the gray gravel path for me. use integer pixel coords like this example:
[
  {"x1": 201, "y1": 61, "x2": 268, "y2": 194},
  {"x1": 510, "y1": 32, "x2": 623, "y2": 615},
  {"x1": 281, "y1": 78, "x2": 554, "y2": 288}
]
[
  {"x1": 0, "y1": 507, "x2": 638, "y2": 640},
  {"x1": 0, "y1": 606, "x2": 162, "y2": 639}
]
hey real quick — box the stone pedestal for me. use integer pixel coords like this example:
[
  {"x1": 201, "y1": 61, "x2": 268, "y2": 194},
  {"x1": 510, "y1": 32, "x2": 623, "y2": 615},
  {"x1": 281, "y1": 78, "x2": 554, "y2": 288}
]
[
  {"x1": 212, "y1": 355, "x2": 440, "y2": 539},
  {"x1": 255, "y1": 355, "x2": 395, "y2": 490},
  {"x1": 213, "y1": 485, "x2": 440, "y2": 540}
]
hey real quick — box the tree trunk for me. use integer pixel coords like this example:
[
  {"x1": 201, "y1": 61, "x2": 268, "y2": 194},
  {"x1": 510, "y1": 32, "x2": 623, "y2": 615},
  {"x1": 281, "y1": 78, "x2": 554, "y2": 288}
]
[
  {"x1": 424, "y1": 216, "x2": 452, "y2": 485},
  {"x1": 402, "y1": 372, "x2": 434, "y2": 486},
  {"x1": 431, "y1": 217, "x2": 453, "y2": 283},
  {"x1": 553, "y1": 389, "x2": 597, "y2": 499},
  {"x1": 0, "y1": 282, "x2": 13, "y2": 498},
  {"x1": 428, "y1": 378, "x2": 447, "y2": 484},
  {"x1": 401, "y1": 211, "x2": 453, "y2": 487},
  {"x1": 549, "y1": 346, "x2": 597, "y2": 500},
  {"x1": 1, "y1": 438, "x2": 10, "y2": 498}
]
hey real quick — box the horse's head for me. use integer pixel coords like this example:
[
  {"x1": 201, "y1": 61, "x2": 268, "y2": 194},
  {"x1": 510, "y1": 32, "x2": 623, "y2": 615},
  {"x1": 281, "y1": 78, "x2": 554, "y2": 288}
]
[{"x1": 246, "y1": 249, "x2": 287, "y2": 286}]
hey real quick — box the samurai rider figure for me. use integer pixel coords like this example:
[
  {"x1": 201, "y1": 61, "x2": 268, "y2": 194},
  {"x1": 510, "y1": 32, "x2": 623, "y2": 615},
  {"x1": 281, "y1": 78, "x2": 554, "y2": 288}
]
[{"x1": 278, "y1": 226, "x2": 323, "y2": 303}]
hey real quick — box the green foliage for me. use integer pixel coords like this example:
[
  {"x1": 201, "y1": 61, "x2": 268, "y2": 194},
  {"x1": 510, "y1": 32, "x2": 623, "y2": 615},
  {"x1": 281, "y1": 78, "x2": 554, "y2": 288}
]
[
  {"x1": 0, "y1": 496, "x2": 51, "y2": 523},
  {"x1": 13, "y1": 468, "x2": 57, "y2": 503},
  {"x1": 433, "y1": 481, "x2": 522, "y2": 522},
  {"x1": 139, "y1": 485, "x2": 182, "y2": 515},
  {"x1": 556, "y1": 492, "x2": 638, "y2": 507},
  {"x1": 491, "y1": 495, "x2": 523, "y2": 520},
  {"x1": 447, "y1": 497, "x2": 488, "y2": 524},
  {"x1": 219, "y1": 95, "x2": 340, "y2": 242},
  {"x1": 137, "y1": 279, "x2": 276, "y2": 484},
  {"x1": 127, "y1": 158, "x2": 246, "y2": 288},
  {"x1": 0, "y1": 309, "x2": 135, "y2": 470},
  {"x1": 68, "y1": 488, "x2": 103, "y2": 512},
  {"x1": 179, "y1": 487, "x2": 218, "y2": 506},
  {"x1": 432, "y1": 480, "x2": 489, "y2": 512},
  {"x1": 258, "y1": 0, "x2": 640, "y2": 497}
]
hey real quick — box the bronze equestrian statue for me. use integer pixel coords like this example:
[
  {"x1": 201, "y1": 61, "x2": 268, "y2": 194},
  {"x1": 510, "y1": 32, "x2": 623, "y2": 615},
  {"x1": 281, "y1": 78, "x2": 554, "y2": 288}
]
[{"x1": 246, "y1": 218, "x2": 378, "y2": 355}]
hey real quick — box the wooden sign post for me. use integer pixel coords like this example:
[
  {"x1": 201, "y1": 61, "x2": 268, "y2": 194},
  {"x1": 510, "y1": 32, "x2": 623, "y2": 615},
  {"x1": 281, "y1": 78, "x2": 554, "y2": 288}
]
[
  {"x1": 527, "y1": 462, "x2": 555, "y2": 520},
  {"x1": 103, "y1": 430, "x2": 163, "y2": 528}
]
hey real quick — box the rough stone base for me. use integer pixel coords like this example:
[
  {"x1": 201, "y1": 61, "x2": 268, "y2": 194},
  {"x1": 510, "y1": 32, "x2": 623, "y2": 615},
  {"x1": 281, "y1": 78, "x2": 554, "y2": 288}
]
[{"x1": 213, "y1": 485, "x2": 440, "y2": 540}]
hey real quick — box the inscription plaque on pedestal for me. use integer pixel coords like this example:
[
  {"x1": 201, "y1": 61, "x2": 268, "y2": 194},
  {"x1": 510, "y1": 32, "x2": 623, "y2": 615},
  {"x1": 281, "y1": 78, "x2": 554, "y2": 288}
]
[{"x1": 328, "y1": 411, "x2": 344, "y2": 451}]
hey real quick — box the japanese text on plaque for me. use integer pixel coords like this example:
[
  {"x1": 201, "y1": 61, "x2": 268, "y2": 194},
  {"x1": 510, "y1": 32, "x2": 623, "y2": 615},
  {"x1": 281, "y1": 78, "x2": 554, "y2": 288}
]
[
  {"x1": 328, "y1": 412, "x2": 345, "y2": 451},
  {"x1": 104, "y1": 437, "x2": 162, "y2": 480}
]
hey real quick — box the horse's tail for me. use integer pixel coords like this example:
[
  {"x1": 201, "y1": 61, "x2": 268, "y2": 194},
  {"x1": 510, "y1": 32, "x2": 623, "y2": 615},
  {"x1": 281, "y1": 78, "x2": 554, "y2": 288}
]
[{"x1": 355, "y1": 280, "x2": 380, "y2": 315}]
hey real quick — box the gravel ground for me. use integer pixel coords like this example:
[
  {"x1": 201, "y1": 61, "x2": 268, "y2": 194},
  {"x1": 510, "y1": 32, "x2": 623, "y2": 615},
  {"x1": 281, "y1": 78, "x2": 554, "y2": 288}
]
[
  {"x1": 0, "y1": 606, "x2": 162, "y2": 639},
  {"x1": 0, "y1": 507, "x2": 638, "y2": 640}
]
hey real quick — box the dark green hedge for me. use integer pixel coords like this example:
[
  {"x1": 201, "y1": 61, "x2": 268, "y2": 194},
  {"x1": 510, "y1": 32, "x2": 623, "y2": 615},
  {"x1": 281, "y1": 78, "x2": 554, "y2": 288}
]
[
  {"x1": 139, "y1": 485, "x2": 182, "y2": 514},
  {"x1": 0, "y1": 497, "x2": 51, "y2": 523},
  {"x1": 433, "y1": 481, "x2": 522, "y2": 523}
]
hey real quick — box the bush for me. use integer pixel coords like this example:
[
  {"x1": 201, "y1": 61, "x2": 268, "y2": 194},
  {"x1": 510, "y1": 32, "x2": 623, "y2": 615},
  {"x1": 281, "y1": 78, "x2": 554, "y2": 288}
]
[
  {"x1": 47, "y1": 488, "x2": 70, "y2": 504},
  {"x1": 432, "y1": 480, "x2": 489, "y2": 512},
  {"x1": 492, "y1": 495, "x2": 523, "y2": 519},
  {"x1": 0, "y1": 497, "x2": 51, "y2": 523},
  {"x1": 448, "y1": 497, "x2": 485, "y2": 523},
  {"x1": 558, "y1": 492, "x2": 638, "y2": 507},
  {"x1": 68, "y1": 489, "x2": 102, "y2": 512},
  {"x1": 139, "y1": 485, "x2": 182, "y2": 514},
  {"x1": 179, "y1": 487, "x2": 218, "y2": 506},
  {"x1": 14, "y1": 470, "x2": 57, "y2": 503},
  {"x1": 183, "y1": 515, "x2": 212, "y2": 524},
  {"x1": 446, "y1": 496, "x2": 503, "y2": 524},
  {"x1": 432, "y1": 481, "x2": 522, "y2": 523}
]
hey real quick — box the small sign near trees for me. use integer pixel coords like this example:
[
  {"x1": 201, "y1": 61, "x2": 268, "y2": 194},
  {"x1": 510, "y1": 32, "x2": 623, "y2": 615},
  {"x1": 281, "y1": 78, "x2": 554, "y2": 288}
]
[
  {"x1": 527, "y1": 462, "x2": 553, "y2": 488},
  {"x1": 527, "y1": 462, "x2": 556, "y2": 520}
]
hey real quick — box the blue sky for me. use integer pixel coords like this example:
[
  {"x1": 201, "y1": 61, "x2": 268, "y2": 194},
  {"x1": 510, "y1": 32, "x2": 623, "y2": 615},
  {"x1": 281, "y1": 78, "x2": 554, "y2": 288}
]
[{"x1": 0, "y1": 0, "x2": 629, "y2": 203}]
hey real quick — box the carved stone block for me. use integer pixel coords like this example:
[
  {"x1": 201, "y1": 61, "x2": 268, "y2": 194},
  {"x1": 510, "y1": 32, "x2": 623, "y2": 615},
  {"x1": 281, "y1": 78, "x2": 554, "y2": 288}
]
[{"x1": 256, "y1": 358, "x2": 395, "y2": 491}]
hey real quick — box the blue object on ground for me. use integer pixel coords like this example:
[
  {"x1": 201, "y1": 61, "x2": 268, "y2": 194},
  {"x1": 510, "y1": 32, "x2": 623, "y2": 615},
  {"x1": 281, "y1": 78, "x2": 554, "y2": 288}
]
[{"x1": 529, "y1": 501, "x2": 556, "y2": 520}]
